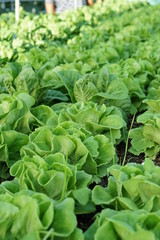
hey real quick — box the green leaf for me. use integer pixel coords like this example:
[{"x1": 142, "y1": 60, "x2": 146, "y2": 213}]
[
  {"x1": 76, "y1": 171, "x2": 92, "y2": 189},
  {"x1": 0, "y1": 179, "x2": 20, "y2": 194},
  {"x1": 123, "y1": 176, "x2": 145, "y2": 199},
  {"x1": 94, "y1": 135, "x2": 115, "y2": 165},
  {"x1": 144, "y1": 99, "x2": 160, "y2": 113},
  {"x1": 73, "y1": 187, "x2": 91, "y2": 205},
  {"x1": 129, "y1": 127, "x2": 155, "y2": 155},
  {"x1": 20, "y1": 232, "x2": 40, "y2": 240},
  {"x1": 100, "y1": 115, "x2": 124, "y2": 129},
  {"x1": 92, "y1": 185, "x2": 112, "y2": 205},
  {"x1": 58, "y1": 70, "x2": 81, "y2": 102},
  {"x1": 96, "y1": 66, "x2": 108, "y2": 92},
  {"x1": 82, "y1": 154, "x2": 97, "y2": 175},
  {"x1": 95, "y1": 80, "x2": 128, "y2": 100},
  {"x1": 38, "y1": 89, "x2": 68, "y2": 104},
  {"x1": 31, "y1": 105, "x2": 57, "y2": 125},
  {"x1": 139, "y1": 181, "x2": 160, "y2": 203},
  {"x1": 57, "y1": 228, "x2": 84, "y2": 240},
  {"x1": 53, "y1": 198, "x2": 77, "y2": 237},
  {"x1": 95, "y1": 222, "x2": 118, "y2": 240},
  {"x1": 14, "y1": 64, "x2": 38, "y2": 96},
  {"x1": 31, "y1": 128, "x2": 54, "y2": 155},
  {"x1": 83, "y1": 136, "x2": 99, "y2": 157},
  {"x1": 129, "y1": 229, "x2": 155, "y2": 240},
  {"x1": 115, "y1": 197, "x2": 138, "y2": 211},
  {"x1": 143, "y1": 125, "x2": 160, "y2": 145},
  {"x1": 53, "y1": 135, "x2": 76, "y2": 156},
  {"x1": 11, "y1": 197, "x2": 42, "y2": 237},
  {"x1": 15, "y1": 92, "x2": 35, "y2": 109},
  {"x1": 2, "y1": 130, "x2": 29, "y2": 166},
  {"x1": 38, "y1": 170, "x2": 66, "y2": 199},
  {"x1": 74, "y1": 77, "x2": 98, "y2": 102},
  {"x1": 0, "y1": 201, "x2": 19, "y2": 239}
]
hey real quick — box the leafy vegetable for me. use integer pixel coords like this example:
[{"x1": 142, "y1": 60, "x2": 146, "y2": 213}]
[{"x1": 0, "y1": 190, "x2": 78, "y2": 240}]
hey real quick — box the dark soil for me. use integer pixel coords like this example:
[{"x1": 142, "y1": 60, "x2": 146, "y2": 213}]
[
  {"x1": 0, "y1": 175, "x2": 14, "y2": 184},
  {"x1": 154, "y1": 152, "x2": 160, "y2": 166},
  {"x1": 77, "y1": 212, "x2": 97, "y2": 231},
  {"x1": 116, "y1": 141, "x2": 145, "y2": 165}
]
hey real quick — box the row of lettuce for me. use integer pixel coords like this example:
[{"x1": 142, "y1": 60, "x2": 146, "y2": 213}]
[
  {"x1": 1, "y1": 159, "x2": 160, "y2": 240},
  {"x1": 1, "y1": 0, "x2": 160, "y2": 239}
]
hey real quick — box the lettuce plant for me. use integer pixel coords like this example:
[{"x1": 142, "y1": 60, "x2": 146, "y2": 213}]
[
  {"x1": 129, "y1": 99, "x2": 160, "y2": 158},
  {"x1": 0, "y1": 92, "x2": 58, "y2": 134},
  {"x1": 0, "y1": 190, "x2": 81, "y2": 240},
  {"x1": 85, "y1": 208, "x2": 160, "y2": 240},
  {"x1": 92, "y1": 159, "x2": 160, "y2": 211},
  {"x1": 58, "y1": 101, "x2": 126, "y2": 144},
  {"x1": 20, "y1": 125, "x2": 115, "y2": 177}
]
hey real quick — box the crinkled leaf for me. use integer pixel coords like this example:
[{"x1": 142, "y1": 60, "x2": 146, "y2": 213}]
[
  {"x1": 143, "y1": 124, "x2": 160, "y2": 145},
  {"x1": 74, "y1": 77, "x2": 98, "y2": 102},
  {"x1": 95, "y1": 80, "x2": 128, "y2": 100}
]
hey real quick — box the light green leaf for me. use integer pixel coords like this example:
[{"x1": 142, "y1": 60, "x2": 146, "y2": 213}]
[
  {"x1": 95, "y1": 80, "x2": 128, "y2": 100},
  {"x1": 139, "y1": 181, "x2": 160, "y2": 203},
  {"x1": 53, "y1": 198, "x2": 77, "y2": 237},
  {"x1": 100, "y1": 115, "x2": 124, "y2": 129},
  {"x1": 144, "y1": 99, "x2": 160, "y2": 113},
  {"x1": 143, "y1": 124, "x2": 160, "y2": 145},
  {"x1": 92, "y1": 185, "x2": 112, "y2": 205},
  {"x1": 95, "y1": 222, "x2": 117, "y2": 240},
  {"x1": 74, "y1": 77, "x2": 98, "y2": 102},
  {"x1": 73, "y1": 187, "x2": 91, "y2": 205},
  {"x1": 84, "y1": 136, "x2": 99, "y2": 157}
]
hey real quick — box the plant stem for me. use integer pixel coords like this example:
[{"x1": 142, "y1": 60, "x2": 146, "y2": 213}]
[
  {"x1": 42, "y1": 229, "x2": 54, "y2": 240},
  {"x1": 110, "y1": 128, "x2": 116, "y2": 165}
]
